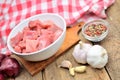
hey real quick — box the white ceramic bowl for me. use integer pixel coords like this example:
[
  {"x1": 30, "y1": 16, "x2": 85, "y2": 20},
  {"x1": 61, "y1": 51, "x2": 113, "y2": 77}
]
[
  {"x1": 82, "y1": 19, "x2": 109, "y2": 42},
  {"x1": 7, "y1": 13, "x2": 66, "y2": 61}
]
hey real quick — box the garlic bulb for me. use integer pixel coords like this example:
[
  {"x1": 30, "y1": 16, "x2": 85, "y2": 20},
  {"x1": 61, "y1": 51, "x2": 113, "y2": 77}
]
[
  {"x1": 72, "y1": 41, "x2": 92, "y2": 64},
  {"x1": 87, "y1": 45, "x2": 108, "y2": 68}
]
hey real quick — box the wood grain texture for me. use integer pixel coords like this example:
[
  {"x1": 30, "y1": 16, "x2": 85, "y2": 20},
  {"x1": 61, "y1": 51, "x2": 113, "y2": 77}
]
[
  {"x1": 14, "y1": 22, "x2": 84, "y2": 76},
  {"x1": 100, "y1": 0, "x2": 120, "y2": 80},
  {"x1": 14, "y1": 69, "x2": 42, "y2": 80}
]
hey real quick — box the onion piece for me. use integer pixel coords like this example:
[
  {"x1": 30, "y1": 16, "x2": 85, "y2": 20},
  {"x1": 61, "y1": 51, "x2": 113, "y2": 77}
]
[
  {"x1": 0, "y1": 73, "x2": 4, "y2": 80},
  {"x1": 0, "y1": 57, "x2": 21, "y2": 77},
  {"x1": 0, "y1": 54, "x2": 6, "y2": 65}
]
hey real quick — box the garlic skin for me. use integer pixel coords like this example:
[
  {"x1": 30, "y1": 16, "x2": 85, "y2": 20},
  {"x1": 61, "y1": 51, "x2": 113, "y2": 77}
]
[
  {"x1": 72, "y1": 41, "x2": 92, "y2": 64},
  {"x1": 87, "y1": 45, "x2": 108, "y2": 68},
  {"x1": 59, "y1": 60, "x2": 72, "y2": 69}
]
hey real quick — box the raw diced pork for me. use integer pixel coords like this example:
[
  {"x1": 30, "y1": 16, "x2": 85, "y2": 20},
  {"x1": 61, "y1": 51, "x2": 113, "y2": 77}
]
[{"x1": 10, "y1": 19, "x2": 63, "y2": 53}]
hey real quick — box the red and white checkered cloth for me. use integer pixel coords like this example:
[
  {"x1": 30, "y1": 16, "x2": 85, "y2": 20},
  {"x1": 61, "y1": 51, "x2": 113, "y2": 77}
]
[{"x1": 0, "y1": 0, "x2": 115, "y2": 54}]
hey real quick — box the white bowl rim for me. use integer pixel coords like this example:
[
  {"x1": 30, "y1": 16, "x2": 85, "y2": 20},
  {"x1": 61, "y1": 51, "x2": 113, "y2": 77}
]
[{"x1": 7, "y1": 13, "x2": 66, "y2": 56}]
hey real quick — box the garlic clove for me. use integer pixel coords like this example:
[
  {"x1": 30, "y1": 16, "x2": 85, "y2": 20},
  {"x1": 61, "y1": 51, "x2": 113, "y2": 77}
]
[
  {"x1": 59, "y1": 60, "x2": 72, "y2": 69},
  {"x1": 69, "y1": 68, "x2": 75, "y2": 76},
  {"x1": 87, "y1": 45, "x2": 108, "y2": 68},
  {"x1": 74, "y1": 66, "x2": 86, "y2": 73},
  {"x1": 72, "y1": 41, "x2": 92, "y2": 64}
]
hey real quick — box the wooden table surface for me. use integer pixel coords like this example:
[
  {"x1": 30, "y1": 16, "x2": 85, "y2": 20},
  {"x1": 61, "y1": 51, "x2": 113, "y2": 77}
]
[{"x1": 9, "y1": 0, "x2": 120, "y2": 80}]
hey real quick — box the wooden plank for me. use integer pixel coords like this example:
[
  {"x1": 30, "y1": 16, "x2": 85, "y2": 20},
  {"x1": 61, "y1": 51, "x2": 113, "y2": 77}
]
[
  {"x1": 100, "y1": 0, "x2": 120, "y2": 80},
  {"x1": 43, "y1": 31, "x2": 110, "y2": 80}
]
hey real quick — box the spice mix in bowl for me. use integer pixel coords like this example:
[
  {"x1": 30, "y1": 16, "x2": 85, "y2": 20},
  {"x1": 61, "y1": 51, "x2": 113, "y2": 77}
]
[{"x1": 82, "y1": 19, "x2": 109, "y2": 42}]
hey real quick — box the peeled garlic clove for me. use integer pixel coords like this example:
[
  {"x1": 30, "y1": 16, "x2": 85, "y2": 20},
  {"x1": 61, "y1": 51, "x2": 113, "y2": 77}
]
[
  {"x1": 59, "y1": 60, "x2": 72, "y2": 69},
  {"x1": 72, "y1": 41, "x2": 92, "y2": 64},
  {"x1": 74, "y1": 66, "x2": 86, "y2": 73},
  {"x1": 69, "y1": 68, "x2": 75, "y2": 76},
  {"x1": 87, "y1": 45, "x2": 108, "y2": 68}
]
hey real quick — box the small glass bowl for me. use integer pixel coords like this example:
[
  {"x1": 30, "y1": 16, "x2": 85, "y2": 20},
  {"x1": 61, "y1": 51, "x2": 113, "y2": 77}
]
[{"x1": 82, "y1": 19, "x2": 109, "y2": 42}]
